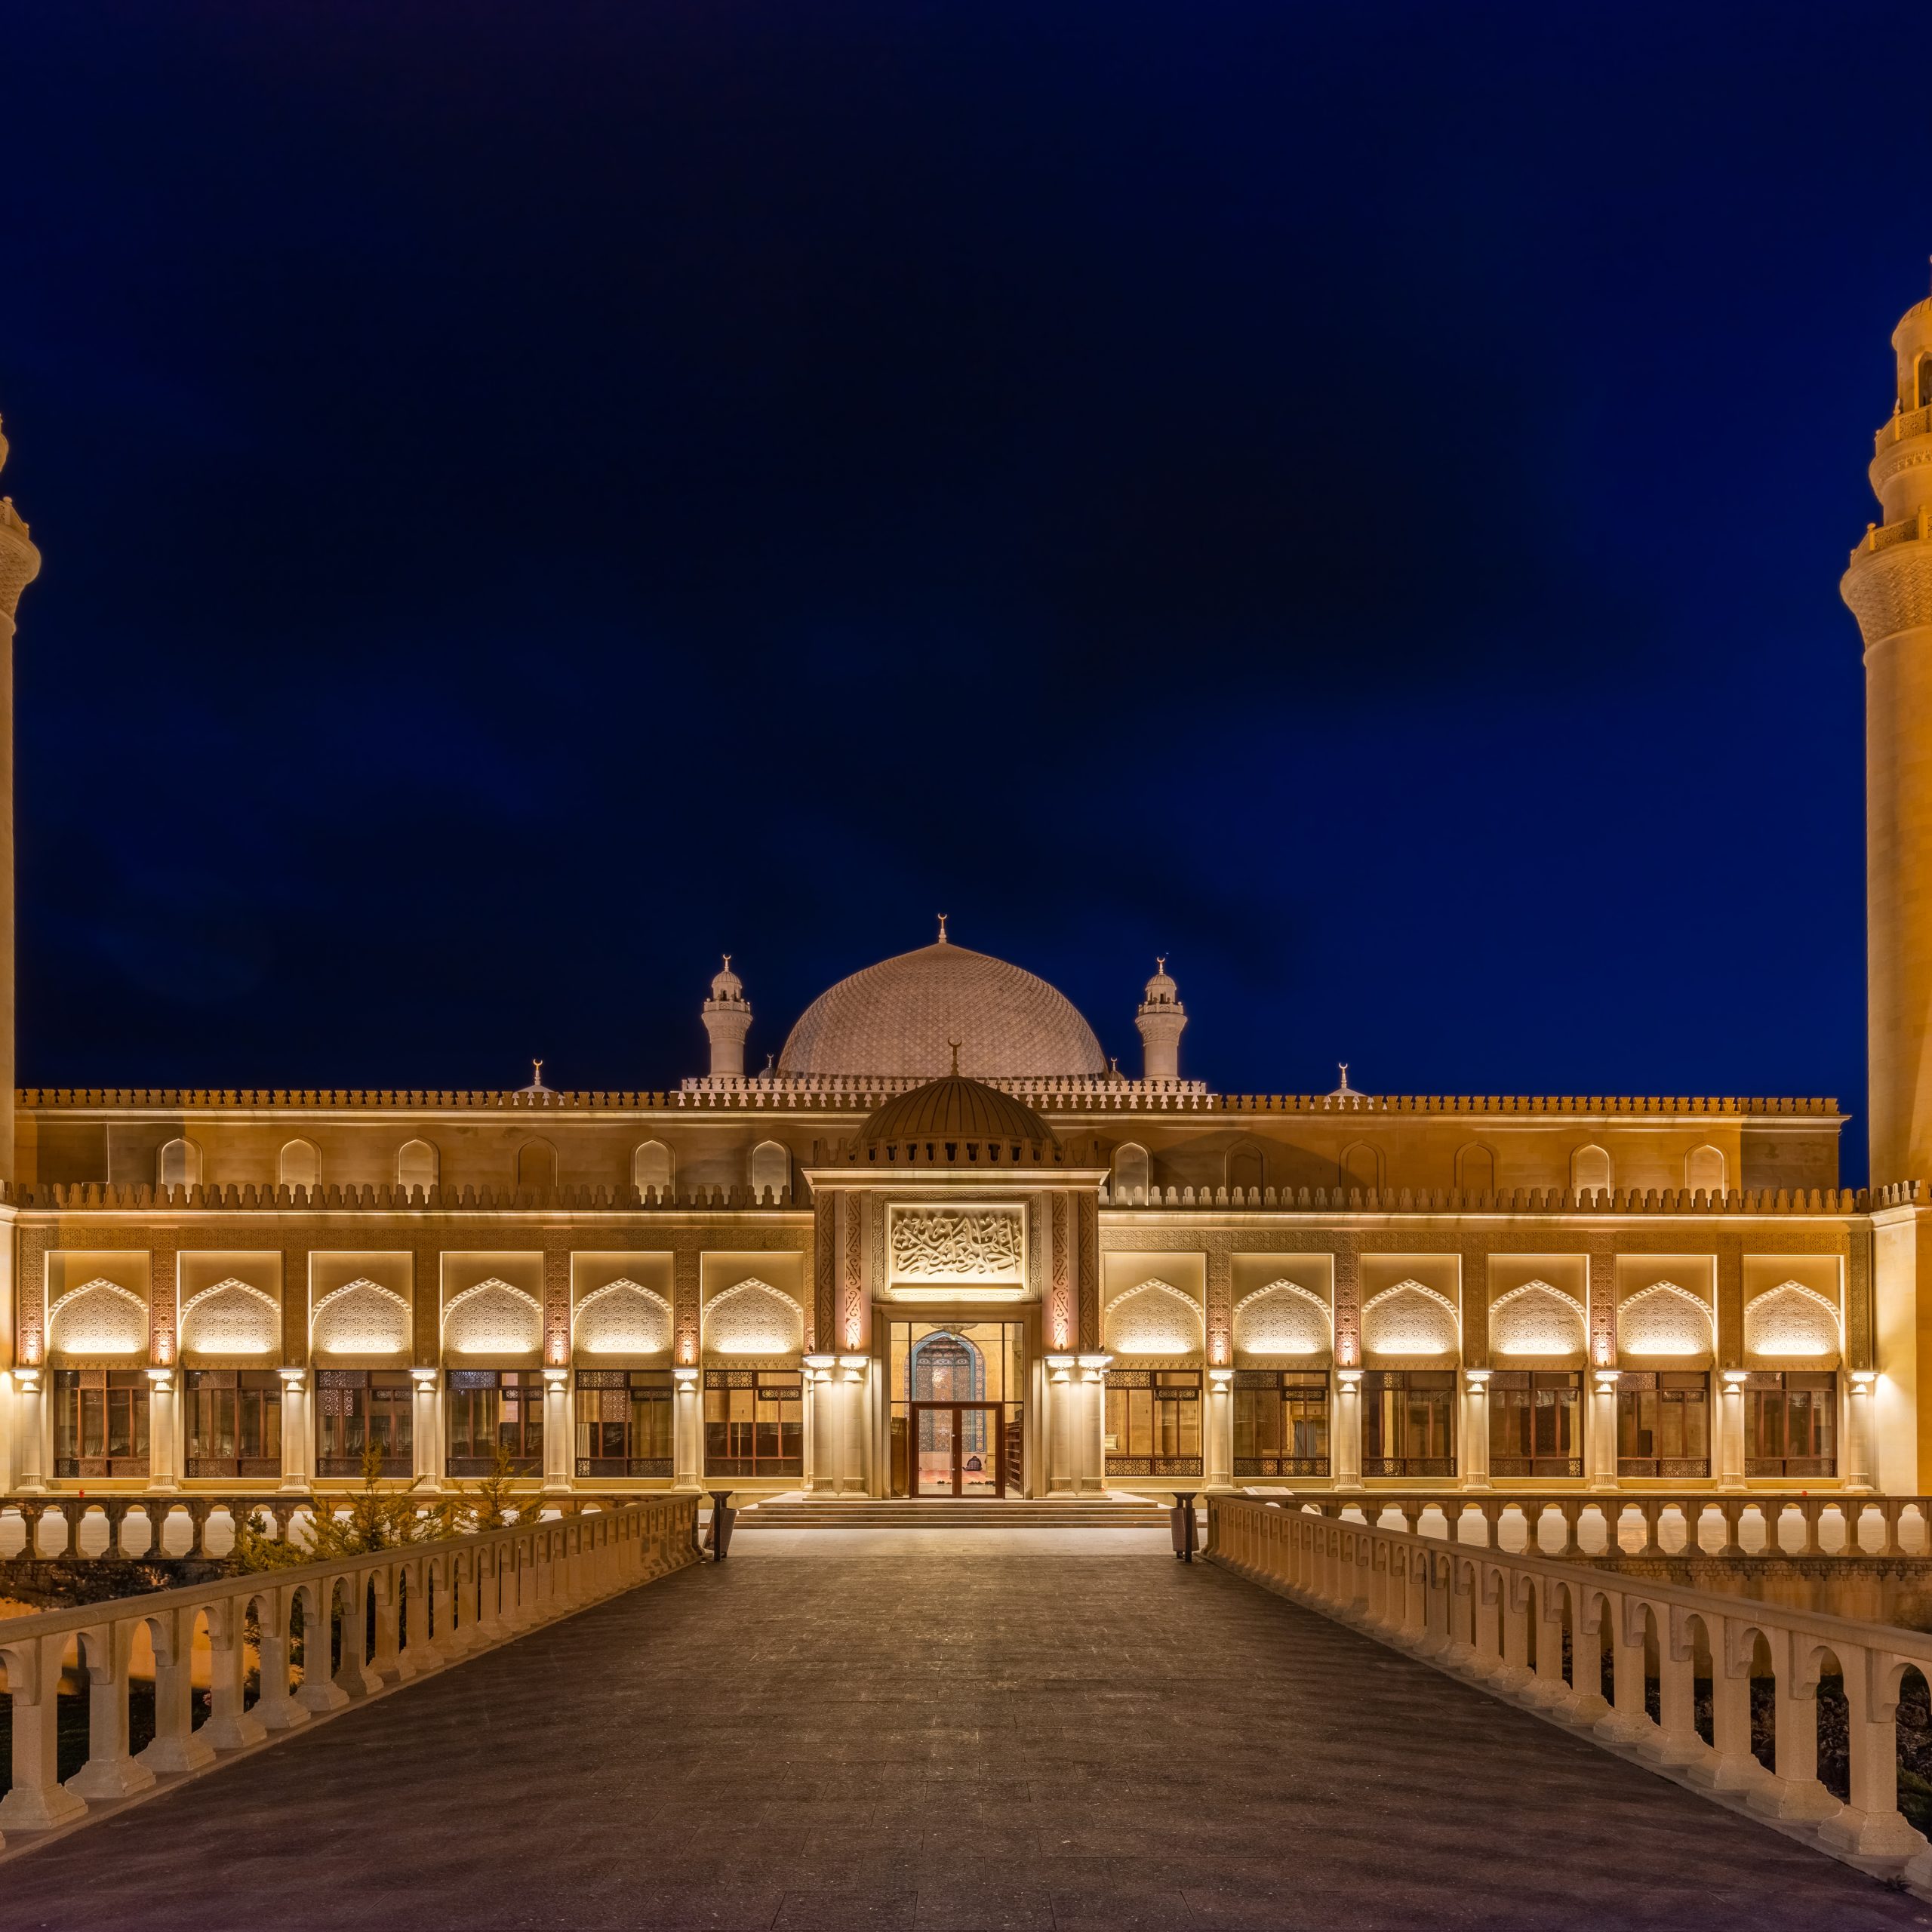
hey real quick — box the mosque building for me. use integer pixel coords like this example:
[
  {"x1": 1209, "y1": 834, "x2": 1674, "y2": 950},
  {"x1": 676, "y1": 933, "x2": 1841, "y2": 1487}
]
[{"x1": 1, "y1": 291, "x2": 1931, "y2": 1508}]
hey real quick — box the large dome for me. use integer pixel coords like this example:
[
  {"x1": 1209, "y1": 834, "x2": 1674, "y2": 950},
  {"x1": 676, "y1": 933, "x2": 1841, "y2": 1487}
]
[{"x1": 780, "y1": 937, "x2": 1106, "y2": 1080}]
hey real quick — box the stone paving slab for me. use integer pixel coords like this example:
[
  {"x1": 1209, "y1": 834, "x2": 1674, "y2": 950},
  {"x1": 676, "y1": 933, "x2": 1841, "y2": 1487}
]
[{"x1": 0, "y1": 1530, "x2": 1927, "y2": 1930}]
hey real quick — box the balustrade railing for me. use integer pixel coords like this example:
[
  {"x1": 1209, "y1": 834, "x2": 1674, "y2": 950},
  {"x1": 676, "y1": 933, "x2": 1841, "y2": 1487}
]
[
  {"x1": 1210, "y1": 1495, "x2": 1932, "y2": 1884},
  {"x1": 0, "y1": 1494, "x2": 698, "y2": 1852},
  {"x1": 0, "y1": 1492, "x2": 651, "y2": 1563},
  {"x1": 1245, "y1": 1491, "x2": 1932, "y2": 1559}
]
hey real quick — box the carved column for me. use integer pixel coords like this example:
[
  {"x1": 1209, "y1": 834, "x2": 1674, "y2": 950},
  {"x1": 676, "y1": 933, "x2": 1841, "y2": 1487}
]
[
  {"x1": 1332, "y1": 1233, "x2": 1361, "y2": 1368},
  {"x1": 1076, "y1": 1193, "x2": 1100, "y2": 1352},
  {"x1": 541, "y1": 1232, "x2": 571, "y2": 1369},
  {"x1": 1715, "y1": 1236, "x2": 1744, "y2": 1374},
  {"x1": 812, "y1": 1191, "x2": 836, "y2": 1355},
  {"x1": 149, "y1": 1238, "x2": 178, "y2": 1369}
]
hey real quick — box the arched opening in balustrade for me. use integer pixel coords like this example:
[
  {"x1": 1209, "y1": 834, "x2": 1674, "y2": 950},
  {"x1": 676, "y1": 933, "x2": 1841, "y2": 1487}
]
[
  {"x1": 1897, "y1": 1665, "x2": 1932, "y2": 1836},
  {"x1": 1745, "y1": 1629, "x2": 1777, "y2": 1773},
  {"x1": 1584, "y1": 1592, "x2": 1615, "y2": 1706},
  {"x1": 1684, "y1": 1611, "x2": 1717, "y2": 1746},
  {"x1": 57, "y1": 1630, "x2": 88, "y2": 1783},
  {"x1": 1544, "y1": 1578, "x2": 1576, "y2": 1690},
  {"x1": 1638, "y1": 1603, "x2": 1663, "y2": 1725},
  {"x1": 1813, "y1": 1643, "x2": 1850, "y2": 1802}
]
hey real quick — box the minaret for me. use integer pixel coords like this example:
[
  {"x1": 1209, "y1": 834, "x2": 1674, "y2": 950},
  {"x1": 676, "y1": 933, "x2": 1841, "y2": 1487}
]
[
  {"x1": 0, "y1": 422, "x2": 40, "y2": 1189},
  {"x1": 1135, "y1": 957, "x2": 1186, "y2": 1082},
  {"x1": 1844, "y1": 289, "x2": 1932, "y2": 1185},
  {"x1": 701, "y1": 955, "x2": 752, "y2": 1078}
]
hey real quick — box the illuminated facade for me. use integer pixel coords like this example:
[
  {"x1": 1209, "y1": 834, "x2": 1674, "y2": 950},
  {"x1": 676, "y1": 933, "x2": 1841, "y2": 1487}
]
[{"x1": 1, "y1": 293, "x2": 1931, "y2": 1505}]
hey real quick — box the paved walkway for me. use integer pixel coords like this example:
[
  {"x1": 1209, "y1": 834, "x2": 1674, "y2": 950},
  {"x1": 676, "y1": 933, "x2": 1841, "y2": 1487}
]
[{"x1": 0, "y1": 1529, "x2": 1925, "y2": 1931}]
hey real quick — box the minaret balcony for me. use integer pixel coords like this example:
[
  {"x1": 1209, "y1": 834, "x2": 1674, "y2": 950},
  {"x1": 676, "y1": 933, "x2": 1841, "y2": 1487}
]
[
  {"x1": 1875, "y1": 402, "x2": 1932, "y2": 456},
  {"x1": 1847, "y1": 506, "x2": 1932, "y2": 568}
]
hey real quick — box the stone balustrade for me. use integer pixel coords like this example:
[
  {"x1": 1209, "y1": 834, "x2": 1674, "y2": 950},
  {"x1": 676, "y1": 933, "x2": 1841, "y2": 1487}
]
[
  {"x1": 0, "y1": 1491, "x2": 650, "y2": 1564},
  {"x1": 0, "y1": 1493, "x2": 697, "y2": 1852},
  {"x1": 1253, "y1": 1491, "x2": 1932, "y2": 1559},
  {"x1": 1210, "y1": 1494, "x2": 1932, "y2": 1885}
]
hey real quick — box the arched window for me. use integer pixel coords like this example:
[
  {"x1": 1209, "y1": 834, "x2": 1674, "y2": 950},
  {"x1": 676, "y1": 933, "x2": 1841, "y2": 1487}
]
[
  {"x1": 1684, "y1": 1144, "x2": 1726, "y2": 1194},
  {"x1": 749, "y1": 1140, "x2": 789, "y2": 1201},
  {"x1": 1571, "y1": 1144, "x2": 1612, "y2": 1195},
  {"x1": 1341, "y1": 1143, "x2": 1381, "y2": 1192},
  {"x1": 1112, "y1": 1143, "x2": 1149, "y2": 1204},
  {"x1": 158, "y1": 1137, "x2": 202, "y2": 1189},
  {"x1": 278, "y1": 1138, "x2": 320, "y2": 1192},
  {"x1": 1228, "y1": 1146, "x2": 1264, "y2": 1195},
  {"x1": 633, "y1": 1140, "x2": 673, "y2": 1198},
  {"x1": 397, "y1": 1139, "x2": 439, "y2": 1193},
  {"x1": 1454, "y1": 1143, "x2": 1495, "y2": 1193},
  {"x1": 516, "y1": 1140, "x2": 557, "y2": 1192},
  {"x1": 1919, "y1": 352, "x2": 1932, "y2": 411}
]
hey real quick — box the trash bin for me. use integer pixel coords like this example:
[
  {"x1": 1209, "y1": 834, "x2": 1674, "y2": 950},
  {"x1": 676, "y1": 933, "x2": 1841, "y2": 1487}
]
[
  {"x1": 706, "y1": 1489, "x2": 737, "y2": 1560},
  {"x1": 1170, "y1": 1491, "x2": 1198, "y2": 1563}
]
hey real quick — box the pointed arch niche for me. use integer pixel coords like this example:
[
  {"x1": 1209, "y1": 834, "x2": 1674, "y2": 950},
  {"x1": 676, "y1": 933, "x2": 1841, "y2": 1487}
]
[
  {"x1": 1105, "y1": 1281, "x2": 1204, "y2": 1357},
  {"x1": 1617, "y1": 1280, "x2": 1715, "y2": 1363},
  {"x1": 1489, "y1": 1279, "x2": 1587, "y2": 1359},
  {"x1": 180, "y1": 1279, "x2": 281, "y2": 1361},
  {"x1": 1744, "y1": 1281, "x2": 1841, "y2": 1362},
  {"x1": 574, "y1": 1279, "x2": 674, "y2": 1358},
  {"x1": 310, "y1": 1279, "x2": 412, "y2": 1361},
  {"x1": 1232, "y1": 1281, "x2": 1331, "y2": 1359},
  {"x1": 48, "y1": 1279, "x2": 150, "y2": 1361},
  {"x1": 443, "y1": 1278, "x2": 544, "y2": 1359},
  {"x1": 1112, "y1": 1143, "x2": 1150, "y2": 1204},
  {"x1": 703, "y1": 1279, "x2": 803, "y2": 1357},
  {"x1": 1361, "y1": 1281, "x2": 1459, "y2": 1358},
  {"x1": 278, "y1": 1138, "x2": 321, "y2": 1192}
]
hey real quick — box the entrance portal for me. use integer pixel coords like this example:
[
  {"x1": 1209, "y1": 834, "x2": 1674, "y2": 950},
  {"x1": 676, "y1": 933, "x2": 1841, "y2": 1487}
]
[
  {"x1": 889, "y1": 1321, "x2": 1026, "y2": 1497},
  {"x1": 911, "y1": 1401, "x2": 1005, "y2": 1496}
]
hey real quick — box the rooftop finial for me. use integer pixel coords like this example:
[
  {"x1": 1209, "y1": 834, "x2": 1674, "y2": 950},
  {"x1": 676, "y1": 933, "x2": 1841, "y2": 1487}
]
[
  {"x1": 949, "y1": 1038, "x2": 961, "y2": 1075},
  {"x1": 532, "y1": 1057, "x2": 543, "y2": 1086},
  {"x1": 937, "y1": 912, "x2": 949, "y2": 943},
  {"x1": 721, "y1": 952, "x2": 731, "y2": 971}
]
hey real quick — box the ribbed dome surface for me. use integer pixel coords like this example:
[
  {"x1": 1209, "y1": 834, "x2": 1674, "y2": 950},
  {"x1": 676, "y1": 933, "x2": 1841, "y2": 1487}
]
[
  {"x1": 780, "y1": 940, "x2": 1105, "y2": 1079},
  {"x1": 859, "y1": 1075, "x2": 1054, "y2": 1149}
]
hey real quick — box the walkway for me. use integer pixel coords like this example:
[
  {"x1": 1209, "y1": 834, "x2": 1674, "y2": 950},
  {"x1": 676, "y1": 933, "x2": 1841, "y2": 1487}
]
[{"x1": 0, "y1": 1529, "x2": 1924, "y2": 1931}]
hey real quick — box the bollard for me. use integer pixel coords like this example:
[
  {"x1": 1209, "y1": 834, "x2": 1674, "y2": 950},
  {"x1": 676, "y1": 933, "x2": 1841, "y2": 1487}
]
[
  {"x1": 1171, "y1": 1491, "x2": 1198, "y2": 1564},
  {"x1": 706, "y1": 1490, "x2": 737, "y2": 1561}
]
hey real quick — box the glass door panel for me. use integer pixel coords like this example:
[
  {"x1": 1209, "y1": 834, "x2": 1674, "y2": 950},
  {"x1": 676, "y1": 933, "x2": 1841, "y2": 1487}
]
[{"x1": 916, "y1": 1403, "x2": 957, "y2": 1495}]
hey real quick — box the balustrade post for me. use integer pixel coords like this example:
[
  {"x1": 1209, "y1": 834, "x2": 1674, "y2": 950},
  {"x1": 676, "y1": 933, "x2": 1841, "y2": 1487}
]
[
  {"x1": 1494, "y1": 1572, "x2": 1532, "y2": 1694},
  {"x1": 1638, "y1": 1607, "x2": 1709, "y2": 1767},
  {"x1": 1716, "y1": 1500, "x2": 1745, "y2": 1557},
  {"x1": 137, "y1": 1607, "x2": 218, "y2": 1772},
  {"x1": 1638, "y1": 1503, "x2": 1665, "y2": 1558},
  {"x1": 1747, "y1": 1629, "x2": 1846, "y2": 1823},
  {"x1": 475, "y1": 1544, "x2": 512, "y2": 1644},
  {"x1": 1881, "y1": 1500, "x2": 1907, "y2": 1558},
  {"x1": 201, "y1": 1596, "x2": 267, "y2": 1751},
  {"x1": 1469, "y1": 1567, "x2": 1502, "y2": 1680},
  {"x1": 1688, "y1": 1617, "x2": 1767, "y2": 1792},
  {"x1": 1441, "y1": 1559, "x2": 1477, "y2": 1669},
  {"x1": 400, "y1": 1557, "x2": 443, "y2": 1675},
  {"x1": 370, "y1": 1564, "x2": 410, "y2": 1683},
  {"x1": 1592, "y1": 1595, "x2": 1656, "y2": 1746},
  {"x1": 0, "y1": 1633, "x2": 87, "y2": 1828},
  {"x1": 332, "y1": 1573, "x2": 383, "y2": 1700},
  {"x1": 1822, "y1": 1648, "x2": 1931, "y2": 1858},
  {"x1": 251, "y1": 1587, "x2": 310, "y2": 1732},
  {"x1": 1798, "y1": 1501, "x2": 1826, "y2": 1557},
  {"x1": 104, "y1": 1502, "x2": 132, "y2": 1558},
  {"x1": 1556, "y1": 1502, "x2": 1584, "y2": 1559},
  {"x1": 1417, "y1": 1551, "x2": 1451, "y2": 1657},
  {"x1": 293, "y1": 1583, "x2": 349, "y2": 1713},
  {"x1": 1526, "y1": 1586, "x2": 1571, "y2": 1710},
  {"x1": 1478, "y1": 1500, "x2": 1504, "y2": 1549},
  {"x1": 64, "y1": 1620, "x2": 155, "y2": 1800}
]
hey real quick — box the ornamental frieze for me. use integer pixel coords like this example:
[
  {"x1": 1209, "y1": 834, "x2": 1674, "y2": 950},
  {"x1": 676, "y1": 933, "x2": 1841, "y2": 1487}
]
[{"x1": 888, "y1": 1205, "x2": 1024, "y2": 1282}]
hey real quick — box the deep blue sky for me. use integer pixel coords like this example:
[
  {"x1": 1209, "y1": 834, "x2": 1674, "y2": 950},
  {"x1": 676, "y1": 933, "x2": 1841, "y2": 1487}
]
[{"x1": 1, "y1": 5, "x2": 1918, "y2": 1174}]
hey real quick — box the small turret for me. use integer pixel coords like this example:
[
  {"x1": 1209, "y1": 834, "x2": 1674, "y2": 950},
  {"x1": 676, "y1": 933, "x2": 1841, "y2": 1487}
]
[
  {"x1": 1135, "y1": 956, "x2": 1186, "y2": 1081},
  {"x1": 702, "y1": 955, "x2": 752, "y2": 1078}
]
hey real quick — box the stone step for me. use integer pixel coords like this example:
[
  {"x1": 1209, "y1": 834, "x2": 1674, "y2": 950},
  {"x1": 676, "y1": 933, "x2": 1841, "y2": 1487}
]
[{"x1": 734, "y1": 1500, "x2": 1181, "y2": 1530}]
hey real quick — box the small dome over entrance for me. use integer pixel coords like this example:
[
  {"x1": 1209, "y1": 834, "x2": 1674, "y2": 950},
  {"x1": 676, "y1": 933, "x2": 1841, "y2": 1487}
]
[{"x1": 847, "y1": 1068, "x2": 1060, "y2": 1168}]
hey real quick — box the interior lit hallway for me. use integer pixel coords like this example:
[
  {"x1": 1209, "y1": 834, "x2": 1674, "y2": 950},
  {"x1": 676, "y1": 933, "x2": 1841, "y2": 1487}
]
[{"x1": 0, "y1": 1529, "x2": 1920, "y2": 1931}]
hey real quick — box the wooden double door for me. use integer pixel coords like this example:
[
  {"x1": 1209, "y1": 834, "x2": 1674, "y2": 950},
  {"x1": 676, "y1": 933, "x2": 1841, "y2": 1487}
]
[{"x1": 911, "y1": 1400, "x2": 1011, "y2": 1497}]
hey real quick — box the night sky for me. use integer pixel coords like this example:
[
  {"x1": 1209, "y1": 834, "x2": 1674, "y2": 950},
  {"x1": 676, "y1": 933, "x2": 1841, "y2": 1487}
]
[{"x1": 2, "y1": 5, "x2": 1920, "y2": 1175}]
